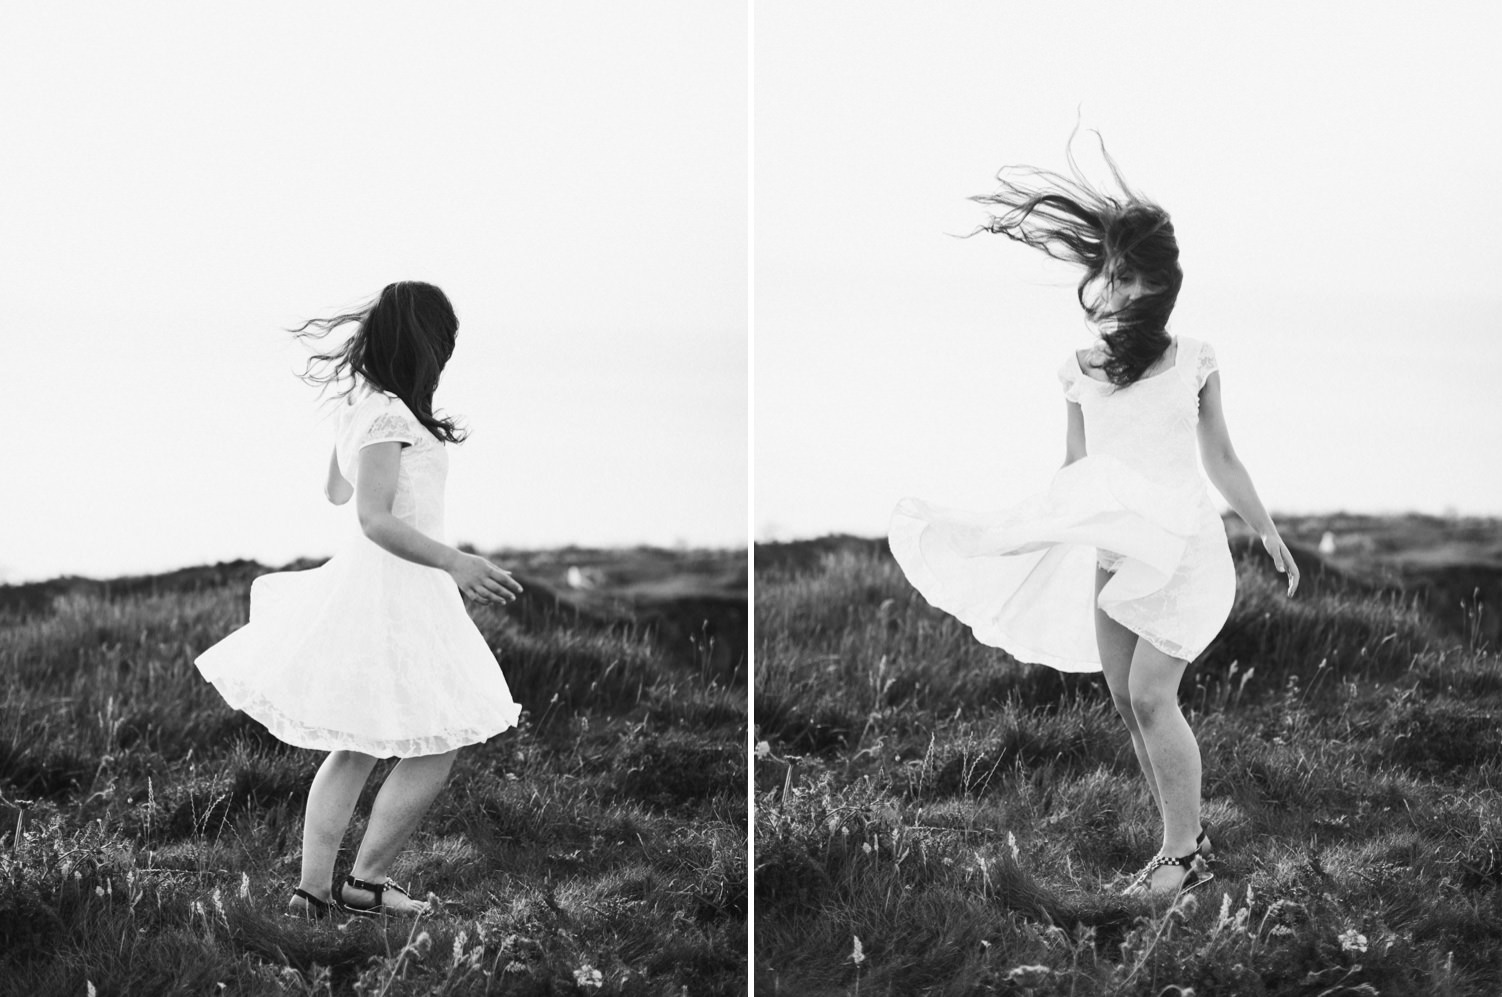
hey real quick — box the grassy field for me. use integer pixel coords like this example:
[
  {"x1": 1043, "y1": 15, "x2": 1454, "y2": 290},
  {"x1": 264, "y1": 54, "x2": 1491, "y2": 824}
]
[
  {"x1": 0, "y1": 547, "x2": 747, "y2": 996},
  {"x1": 753, "y1": 517, "x2": 1502, "y2": 996}
]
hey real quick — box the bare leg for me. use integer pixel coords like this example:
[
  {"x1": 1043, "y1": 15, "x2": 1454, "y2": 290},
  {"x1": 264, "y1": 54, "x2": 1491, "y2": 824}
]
[
  {"x1": 341, "y1": 749, "x2": 460, "y2": 914},
  {"x1": 1093, "y1": 566, "x2": 1162, "y2": 816},
  {"x1": 293, "y1": 750, "x2": 379, "y2": 909},
  {"x1": 1127, "y1": 640, "x2": 1202, "y2": 892}
]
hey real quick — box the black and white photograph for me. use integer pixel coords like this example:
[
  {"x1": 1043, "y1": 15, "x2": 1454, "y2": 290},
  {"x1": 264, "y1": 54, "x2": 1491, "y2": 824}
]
[
  {"x1": 753, "y1": 2, "x2": 1502, "y2": 993},
  {"x1": 9, "y1": 1, "x2": 1502, "y2": 994},
  {"x1": 2, "y1": 3, "x2": 746, "y2": 993}
]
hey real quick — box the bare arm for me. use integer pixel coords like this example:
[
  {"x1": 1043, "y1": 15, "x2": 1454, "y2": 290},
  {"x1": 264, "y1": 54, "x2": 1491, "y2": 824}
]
[
  {"x1": 325, "y1": 446, "x2": 354, "y2": 505},
  {"x1": 354, "y1": 442, "x2": 522, "y2": 605},
  {"x1": 1195, "y1": 371, "x2": 1300, "y2": 596},
  {"x1": 1062, "y1": 399, "x2": 1087, "y2": 467}
]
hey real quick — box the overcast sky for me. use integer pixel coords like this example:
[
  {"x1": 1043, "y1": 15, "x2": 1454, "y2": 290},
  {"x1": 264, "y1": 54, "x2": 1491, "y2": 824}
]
[
  {"x1": 755, "y1": 1, "x2": 1501, "y2": 541},
  {"x1": 2, "y1": 2, "x2": 747, "y2": 582}
]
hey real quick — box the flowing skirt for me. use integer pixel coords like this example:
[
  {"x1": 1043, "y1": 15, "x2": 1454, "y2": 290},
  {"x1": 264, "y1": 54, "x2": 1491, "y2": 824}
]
[
  {"x1": 195, "y1": 531, "x2": 521, "y2": 757},
  {"x1": 889, "y1": 455, "x2": 1236, "y2": 672}
]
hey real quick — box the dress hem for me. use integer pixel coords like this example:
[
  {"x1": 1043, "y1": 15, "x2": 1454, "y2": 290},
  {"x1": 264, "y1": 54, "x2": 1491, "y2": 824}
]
[{"x1": 205, "y1": 677, "x2": 521, "y2": 759}]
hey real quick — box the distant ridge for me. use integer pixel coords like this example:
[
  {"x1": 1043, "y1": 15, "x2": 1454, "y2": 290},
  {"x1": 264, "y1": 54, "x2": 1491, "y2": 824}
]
[
  {"x1": 755, "y1": 515, "x2": 1502, "y2": 644},
  {"x1": 0, "y1": 547, "x2": 749, "y2": 675}
]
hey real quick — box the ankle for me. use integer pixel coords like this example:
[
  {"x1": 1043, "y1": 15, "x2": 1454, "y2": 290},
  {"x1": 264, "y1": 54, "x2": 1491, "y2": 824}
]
[{"x1": 1161, "y1": 835, "x2": 1198, "y2": 856}]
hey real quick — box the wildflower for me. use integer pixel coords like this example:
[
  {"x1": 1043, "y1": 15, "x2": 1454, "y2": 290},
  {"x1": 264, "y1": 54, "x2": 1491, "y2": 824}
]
[
  {"x1": 1007, "y1": 831, "x2": 1019, "y2": 863},
  {"x1": 755, "y1": 741, "x2": 771, "y2": 759},
  {"x1": 1339, "y1": 928, "x2": 1368, "y2": 954},
  {"x1": 95, "y1": 885, "x2": 105, "y2": 898},
  {"x1": 849, "y1": 935, "x2": 865, "y2": 966},
  {"x1": 409, "y1": 931, "x2": 432, "y2": 959},
  {"x1": 87, "y1": 984, "x2": 96, "y2": 997},
  {"x1": 1215, "y1": 892, "x2": 1233, "y2": 931},
  {"x1": 211, "y1": 887, "x2": 225, "y2": 918},
  {"x1": 1006, "y1": 965, "x2": 1052, "y2": 987},
  {"x1": 572, "y1": 962, "x2": 604, "y2": 989},
  {"x1": 238, "y1": 872, "x2": 250, "y2": 899},
  {"x1": 452, "y1": 930, "x2": 469, "y2": 967}
]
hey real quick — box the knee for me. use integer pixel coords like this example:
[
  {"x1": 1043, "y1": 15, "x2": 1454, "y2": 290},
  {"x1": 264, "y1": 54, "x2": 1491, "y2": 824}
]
[
  {"x1": 1110, "y1": 692, "x2": 1137, "y2": 726},
  {"x1": 1129, "y1": 691, "x2": 1169, "y2": 729}
]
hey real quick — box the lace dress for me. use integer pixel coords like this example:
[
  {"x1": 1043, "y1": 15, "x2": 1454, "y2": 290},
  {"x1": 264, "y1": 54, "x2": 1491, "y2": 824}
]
[
  {"x1": 889, "y1": 336, "x2": 1235, "y2": 672},
  {"x1": 195, "y1": 382, "x2": 521, "y2": 756}
]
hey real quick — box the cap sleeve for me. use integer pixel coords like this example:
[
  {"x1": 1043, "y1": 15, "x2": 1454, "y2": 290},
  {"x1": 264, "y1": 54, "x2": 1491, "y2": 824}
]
[
  {"x1": 1194, "y1": 340, "x2": 1219, "y2": 391},
  {"x1": 1057, "y1": 354, "x2": 1085, "y2": 403},
  {"x1": 356, "y1": 396, "x2": 421, "y2": 450}
]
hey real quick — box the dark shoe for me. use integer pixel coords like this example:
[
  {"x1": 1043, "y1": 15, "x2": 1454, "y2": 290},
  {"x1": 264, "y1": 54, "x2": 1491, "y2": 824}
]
[
  {"x1": 336, "y1": 875, "x2": 428, "y2": 917},
  {"x1": 1125, "y1": 849, "x2": 1215, "y2": 897},
  {"x1": 286, "y1": 887, "x2": 333, "y2": 920}
]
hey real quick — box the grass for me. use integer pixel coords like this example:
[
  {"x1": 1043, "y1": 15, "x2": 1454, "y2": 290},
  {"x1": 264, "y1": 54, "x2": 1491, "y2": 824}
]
[
  {"x1": 0, "y1": 548, "x2": 746, "y2": 996},
  {"x1": 753, "y1": 526, "x2": 1502, "y2": 996}
]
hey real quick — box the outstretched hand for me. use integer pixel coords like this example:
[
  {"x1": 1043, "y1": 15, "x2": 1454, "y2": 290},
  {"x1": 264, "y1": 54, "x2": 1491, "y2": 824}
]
[
  {"x1": 447, "y1": 552, "x2": 524, "y2": 606},
  {"x1": 1261, "y1": 532, "x2": 1300, "y2": 597}
]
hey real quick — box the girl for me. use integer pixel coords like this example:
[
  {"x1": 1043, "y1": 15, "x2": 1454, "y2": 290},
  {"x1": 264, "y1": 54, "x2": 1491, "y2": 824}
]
[
  {"x1": 889, "y1": 135, "x2": 1300, "y2": 897},
  {"x1": 196, "y1": 281, "x2": 524, "y2": 918}
]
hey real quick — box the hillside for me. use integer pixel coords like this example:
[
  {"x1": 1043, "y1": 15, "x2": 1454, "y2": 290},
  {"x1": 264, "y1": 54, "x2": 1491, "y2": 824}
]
[
  {"x1": 0, "y1": 546, "x2": 747, "y2": 996},
  {"x1": 754, "y1": 517, "x2": 1502, "y2": 996}
]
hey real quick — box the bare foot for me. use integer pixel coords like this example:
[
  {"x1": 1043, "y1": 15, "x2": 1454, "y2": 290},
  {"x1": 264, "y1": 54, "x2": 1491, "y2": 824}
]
[
  {"x1": 286, "y1": 888, "x2": 332, "y2": 920},
  {"x1": 1125, "y1": 852, "x2": 1212, "y2": 898},
  {"x1": 339, "y1": 878, "x2": 431, "y2": 916},
  {"x1": 1146, "y1": 862, "x2": 1190, "y2": 895}
]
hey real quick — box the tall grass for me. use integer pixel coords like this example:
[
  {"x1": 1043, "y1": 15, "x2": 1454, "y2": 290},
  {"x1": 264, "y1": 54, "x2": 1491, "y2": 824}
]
[
  {"x1": 1, "y1": 555, "x2": 746, "y2": 996},
  {"x1": 754, "y1": 540, "x2": 1502, "y2": 996}
]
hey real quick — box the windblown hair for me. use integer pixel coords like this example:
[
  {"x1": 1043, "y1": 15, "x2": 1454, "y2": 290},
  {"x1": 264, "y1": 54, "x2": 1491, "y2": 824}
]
[
  {"x1": 293, "y1": 281, "x2": 466, "y2": 443},
  {"x1": 971, "y1": 129, "x2": 1183, "y2": 388}
]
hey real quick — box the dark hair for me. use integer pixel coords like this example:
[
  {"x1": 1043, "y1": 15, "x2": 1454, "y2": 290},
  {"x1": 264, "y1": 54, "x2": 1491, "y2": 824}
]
[
  {"x1": 293, "y1": 281, "x2": 466, "y2": 443},
  {"x1": 970, "y1": 129, "x2": 1182, "y2": 388}
]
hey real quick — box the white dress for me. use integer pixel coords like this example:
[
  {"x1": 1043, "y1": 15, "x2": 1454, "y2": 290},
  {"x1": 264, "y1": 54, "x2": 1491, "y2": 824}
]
[
  {"x1": 195, "y1": 383, "x2": 521, "y2": 757},
  {"x1": 889, "y1": 336, "x2": 1235, "y2": 672}
]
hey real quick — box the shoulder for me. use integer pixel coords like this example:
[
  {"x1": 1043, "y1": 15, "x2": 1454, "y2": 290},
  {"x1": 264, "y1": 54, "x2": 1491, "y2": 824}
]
[
  {"x1": 1176, "y1": 336, "x2": 1219, "y2": 390},
  {"x1": 349, "y1": 387, "x2": 418, "y2": 421},
  {"x1": 1191, "y1": 337, "x2": 1218, "y2": 368},
  {"x1": 342, "y1": 389, "x2": 423, "y2": 446},
  {"x1": 1057, "y1": 349, "x2": 1089, "y2": 400}
]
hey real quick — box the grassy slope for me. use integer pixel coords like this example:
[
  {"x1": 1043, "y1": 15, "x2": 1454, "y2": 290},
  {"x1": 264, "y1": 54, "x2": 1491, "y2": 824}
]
[
  {"x1": 753, "y1": 525, "x2": 1502, "y2": 997},
  {"x1": 0, "y1": 548, "x2": 747, "y2": 997}
]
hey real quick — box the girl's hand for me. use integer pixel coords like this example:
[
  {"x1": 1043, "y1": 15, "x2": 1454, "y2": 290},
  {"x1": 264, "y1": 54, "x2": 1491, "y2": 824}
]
[
  {"x1": 1261, "y1": 532, "x2": 1300, "y2": 597},
  {"x1": 447, "y1": 553, "x2": 524, "y2": 606}
]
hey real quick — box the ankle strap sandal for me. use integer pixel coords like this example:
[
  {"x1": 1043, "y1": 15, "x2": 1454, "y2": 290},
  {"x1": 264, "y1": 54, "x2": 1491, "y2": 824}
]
[
  {"x1": 1126, "y1": 849, "x2": 1215, "y2": 896},
  {"x1": 287, "y1": 887, "x2": 333, "y2": 921},
  {"x1": 337, "y1": 875, "x2": 418, "y2": 916}
]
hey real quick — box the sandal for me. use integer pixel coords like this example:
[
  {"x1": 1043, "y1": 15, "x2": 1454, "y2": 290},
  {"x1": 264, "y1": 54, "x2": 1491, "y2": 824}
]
[
  {"x1": 286, "y1": 887, "x2": 334, "y2": 921},
  {"x1": 1125, "y1": 849, "x2": 1215, "y2": 897},
  {"x1": 337, "y1": 875, "x2": 428, "y2": 917}
]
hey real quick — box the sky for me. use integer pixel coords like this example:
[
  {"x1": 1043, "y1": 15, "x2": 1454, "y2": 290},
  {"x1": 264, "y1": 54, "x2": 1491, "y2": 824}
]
[
  {"x1": 1, "y1": 2, "x2": 747, "y2": 583},
  {"x1": 755, "y1": 1, "x2": 1502, "y2": 542}
]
